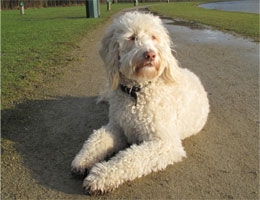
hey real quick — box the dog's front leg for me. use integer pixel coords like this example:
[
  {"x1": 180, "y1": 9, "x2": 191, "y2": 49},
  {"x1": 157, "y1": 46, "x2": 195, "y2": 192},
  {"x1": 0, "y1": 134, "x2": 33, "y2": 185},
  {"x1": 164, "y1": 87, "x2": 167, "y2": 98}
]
[
  {"x1": 71, "y1": 123, "x2": 128, "y2": 177},
  {"x1": 83, "y1": 139, "x2": 186, "y2": 194}
]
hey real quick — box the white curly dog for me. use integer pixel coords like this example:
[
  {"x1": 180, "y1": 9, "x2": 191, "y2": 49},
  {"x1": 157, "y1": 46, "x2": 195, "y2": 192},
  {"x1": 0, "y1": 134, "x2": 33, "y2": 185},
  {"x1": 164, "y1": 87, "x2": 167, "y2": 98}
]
[{"x1": 71, "y1": 11, "x2": 209, "y2": 194}]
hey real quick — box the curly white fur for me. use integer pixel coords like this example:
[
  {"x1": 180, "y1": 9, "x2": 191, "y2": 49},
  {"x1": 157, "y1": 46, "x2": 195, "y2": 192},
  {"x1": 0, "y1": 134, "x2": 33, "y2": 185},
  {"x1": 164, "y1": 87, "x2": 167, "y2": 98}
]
[{"x1": 71, "y1": 11, "x2": 209, "y2": 194}]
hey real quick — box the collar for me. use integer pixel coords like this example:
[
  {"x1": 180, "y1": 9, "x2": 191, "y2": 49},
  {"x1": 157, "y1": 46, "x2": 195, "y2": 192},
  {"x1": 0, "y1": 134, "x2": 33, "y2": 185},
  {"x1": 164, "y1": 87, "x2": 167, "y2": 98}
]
[
  {"x1": 120, "y1": 84, "x2": 141, "y2": 101},
  {"x1": 119, "y1": 81, "x2": 151, "y2": 103}
]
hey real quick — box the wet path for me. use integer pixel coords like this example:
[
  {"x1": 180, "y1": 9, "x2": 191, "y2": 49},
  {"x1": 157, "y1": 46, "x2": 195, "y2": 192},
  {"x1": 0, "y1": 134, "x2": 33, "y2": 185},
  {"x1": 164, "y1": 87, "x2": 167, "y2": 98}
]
[{"x1": 163, "y1": 18, "x2": 258, "y2": 58}]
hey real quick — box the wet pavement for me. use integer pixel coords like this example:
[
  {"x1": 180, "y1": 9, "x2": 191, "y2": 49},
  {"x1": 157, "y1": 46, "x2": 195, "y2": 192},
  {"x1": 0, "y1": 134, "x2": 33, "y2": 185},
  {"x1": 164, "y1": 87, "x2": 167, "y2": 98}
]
[{"x1": 162, "y1": 17, "x2": 258, "y2": 54}]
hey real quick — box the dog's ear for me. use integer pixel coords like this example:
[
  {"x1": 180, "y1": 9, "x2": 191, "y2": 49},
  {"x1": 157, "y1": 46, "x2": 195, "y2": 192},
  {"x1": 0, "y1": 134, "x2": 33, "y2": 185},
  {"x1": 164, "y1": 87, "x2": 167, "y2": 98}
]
[
  {"x1": 159, "y1": 28, "x2": 181, "y2": 83},
  {"x1": 99, "y1": 25, "x2": 120, "y2": 90},
  {"x1": 161, "y1": 54, "x2": 181, "y2": 83}
]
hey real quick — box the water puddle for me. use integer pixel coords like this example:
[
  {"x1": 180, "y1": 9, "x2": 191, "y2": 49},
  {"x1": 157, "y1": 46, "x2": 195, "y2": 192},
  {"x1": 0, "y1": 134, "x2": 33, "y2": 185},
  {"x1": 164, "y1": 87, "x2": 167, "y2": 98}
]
[
  {"x1": 161, "y1": 17, "x2": 258, "y2": 63},
  {"x1": 163, "y1": 18, "x2": 205, "y2": 30},
  {"x1": 161, "y1": 17, "x2": 258, "y2": 47},
  {"x1": 151, "y1": 10, "x2": 206, "y2": 30}
]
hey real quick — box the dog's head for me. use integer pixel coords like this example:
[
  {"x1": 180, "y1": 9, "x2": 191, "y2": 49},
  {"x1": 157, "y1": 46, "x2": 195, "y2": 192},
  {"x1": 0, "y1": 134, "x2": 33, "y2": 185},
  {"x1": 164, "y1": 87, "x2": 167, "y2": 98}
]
[{"x1": 99, "y1": 11, "x2": 179, "y2": 90}]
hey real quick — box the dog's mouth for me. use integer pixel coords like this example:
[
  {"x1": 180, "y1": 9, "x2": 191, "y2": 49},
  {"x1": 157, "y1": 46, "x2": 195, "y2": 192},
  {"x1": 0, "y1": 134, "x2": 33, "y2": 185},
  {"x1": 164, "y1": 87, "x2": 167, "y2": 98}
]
[
  {"x1": 136, "y1": 61, "x2": 156, "y2": 70},
  {"x1": 133, "y1": 60, "x2": 160, "y2": 79}
]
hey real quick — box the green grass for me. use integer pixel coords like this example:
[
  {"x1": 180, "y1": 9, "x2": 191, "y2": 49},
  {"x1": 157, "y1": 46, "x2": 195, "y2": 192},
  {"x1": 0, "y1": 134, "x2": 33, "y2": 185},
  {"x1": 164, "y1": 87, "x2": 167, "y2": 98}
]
[
  {"x1": 1, "y1": 4, "x2": 134, "y2": 109},
  {"x1": 149, "y1": 2, "x2": 259, "y2": 41}
]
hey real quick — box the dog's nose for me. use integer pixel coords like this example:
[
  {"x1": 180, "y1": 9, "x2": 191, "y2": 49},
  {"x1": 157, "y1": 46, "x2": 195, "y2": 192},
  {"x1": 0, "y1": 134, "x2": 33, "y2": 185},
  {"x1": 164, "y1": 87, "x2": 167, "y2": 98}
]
[{"x1": 143, "y1": 50, "x2": 156, "y2": 61}]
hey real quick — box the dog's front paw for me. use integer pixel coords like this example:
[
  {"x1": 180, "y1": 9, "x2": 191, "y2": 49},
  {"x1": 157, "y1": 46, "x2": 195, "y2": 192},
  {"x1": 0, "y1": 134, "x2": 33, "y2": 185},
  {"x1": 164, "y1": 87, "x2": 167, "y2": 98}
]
[
  {"x1": 71, "y1": 158, "x2": 90, "y2": 179},
  {"x1": 84, "y1": 183, "x2": 104, "y2": 196},
  {"x1": 82, "y1": 163, "x2": 117, "y2": 195},
  {"x1": 83, "y1": 173, "x2": 109, "y2": 195}
]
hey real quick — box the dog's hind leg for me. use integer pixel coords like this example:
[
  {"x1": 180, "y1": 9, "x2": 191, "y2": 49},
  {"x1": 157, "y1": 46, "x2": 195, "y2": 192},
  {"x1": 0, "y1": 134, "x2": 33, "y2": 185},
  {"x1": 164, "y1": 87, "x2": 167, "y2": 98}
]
[
  {"x1": 71, "y1": 123, "x2": 128, "y2": 178},
  {"x1": 83, "y1": 139, "x2": 186, "y2": 194}
]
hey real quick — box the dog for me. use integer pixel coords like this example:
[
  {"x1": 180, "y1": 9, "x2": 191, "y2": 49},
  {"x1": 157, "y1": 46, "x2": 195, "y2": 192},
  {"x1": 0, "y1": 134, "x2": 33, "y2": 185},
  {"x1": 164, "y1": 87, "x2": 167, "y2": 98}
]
[{"x1": 71, "y1": 11, "x2": 209, "y2": 195}]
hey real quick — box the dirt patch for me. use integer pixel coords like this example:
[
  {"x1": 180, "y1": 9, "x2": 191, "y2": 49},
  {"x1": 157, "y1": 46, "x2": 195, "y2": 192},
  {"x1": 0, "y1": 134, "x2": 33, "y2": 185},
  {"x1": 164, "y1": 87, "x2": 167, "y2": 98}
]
[{"x1": 1, "y1": 9, "x2": 259, "y2": 200}]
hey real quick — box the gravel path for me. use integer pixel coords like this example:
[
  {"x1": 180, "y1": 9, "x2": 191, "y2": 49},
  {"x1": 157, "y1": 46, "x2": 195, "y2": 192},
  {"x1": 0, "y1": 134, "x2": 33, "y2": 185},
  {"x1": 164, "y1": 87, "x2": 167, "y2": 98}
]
[{"x1": 2, "y1": 9, "x2": 259, "y2": 200}]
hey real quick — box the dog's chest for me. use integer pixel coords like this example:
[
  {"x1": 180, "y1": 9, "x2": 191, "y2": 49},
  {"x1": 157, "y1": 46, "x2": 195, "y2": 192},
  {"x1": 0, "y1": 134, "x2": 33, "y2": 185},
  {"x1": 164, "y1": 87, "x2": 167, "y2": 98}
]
[{"x1": 111, "y1": 92, "x2": 157, "y2": 143}]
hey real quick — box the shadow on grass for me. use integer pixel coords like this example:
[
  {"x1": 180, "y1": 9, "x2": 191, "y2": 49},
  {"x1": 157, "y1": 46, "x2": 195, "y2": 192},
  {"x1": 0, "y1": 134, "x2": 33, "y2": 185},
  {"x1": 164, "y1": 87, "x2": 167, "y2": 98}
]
[{"x1": 1, "y1": 96, "x2": 109, "y2": 195}]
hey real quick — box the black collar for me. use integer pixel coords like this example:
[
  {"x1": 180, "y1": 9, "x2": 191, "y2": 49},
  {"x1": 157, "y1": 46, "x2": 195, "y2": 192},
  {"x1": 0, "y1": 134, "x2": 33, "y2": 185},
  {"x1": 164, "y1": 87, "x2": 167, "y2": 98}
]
[
  {"x1": 119, "y1": 81, "x2": 151, "y2": 103},
  {"x1": 120, "y1": 84, "x2": 141, "y2": 100}
]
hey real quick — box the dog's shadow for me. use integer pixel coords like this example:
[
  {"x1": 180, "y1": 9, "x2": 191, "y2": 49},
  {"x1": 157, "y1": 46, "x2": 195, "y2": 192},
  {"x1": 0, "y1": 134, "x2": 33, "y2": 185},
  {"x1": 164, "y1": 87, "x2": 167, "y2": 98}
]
[{"x1": 1, "y1": 96, "x2": 108, "y2": 195}]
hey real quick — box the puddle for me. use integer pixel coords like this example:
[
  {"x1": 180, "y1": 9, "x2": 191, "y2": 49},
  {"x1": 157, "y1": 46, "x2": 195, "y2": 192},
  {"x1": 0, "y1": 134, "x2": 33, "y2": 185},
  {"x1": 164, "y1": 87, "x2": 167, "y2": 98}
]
[
  {"x1": 140, "y1": 8, "x2": 206, "y2": 30},
  {"x1": 160, "y1": 17, "x2": 258, "y2": 64},
  {"x1": 161, "y1": 17, "x2": 258, "y2": 47},
  {"x1": 163, "y1": 18, "x2": 206, "y2": 30}
]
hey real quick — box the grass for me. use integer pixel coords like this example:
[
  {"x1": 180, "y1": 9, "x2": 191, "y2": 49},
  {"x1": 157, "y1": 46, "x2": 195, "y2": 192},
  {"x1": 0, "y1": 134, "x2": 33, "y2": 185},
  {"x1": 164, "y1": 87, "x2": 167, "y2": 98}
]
[
  {"x1": 149, "y1": 2, "x2": 259, "y2": 41},
  {"x1": 1, "y1": 4, "x2": 134, "y2": 109}
]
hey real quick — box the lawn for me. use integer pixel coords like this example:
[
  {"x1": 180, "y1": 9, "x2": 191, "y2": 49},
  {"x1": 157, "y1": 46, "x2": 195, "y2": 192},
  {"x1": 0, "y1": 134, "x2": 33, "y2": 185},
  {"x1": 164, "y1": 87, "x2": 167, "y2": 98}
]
[
  {"x1": 1, "y1": 3, "x2": 134, "y2": 109},
  {"x1": 149, "y1": 2, "x2": 259, "y2": 41}
]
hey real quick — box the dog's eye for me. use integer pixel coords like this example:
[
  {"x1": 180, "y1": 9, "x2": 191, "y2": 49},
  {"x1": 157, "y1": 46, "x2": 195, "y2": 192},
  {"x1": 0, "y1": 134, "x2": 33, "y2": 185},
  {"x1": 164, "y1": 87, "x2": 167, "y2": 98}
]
[
  {"x1": 129, "y1": 35, "x2": 136, "y2": 41},
  {"x1": 152, "y1": 35, "x2": 156, "y2": 40}
]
